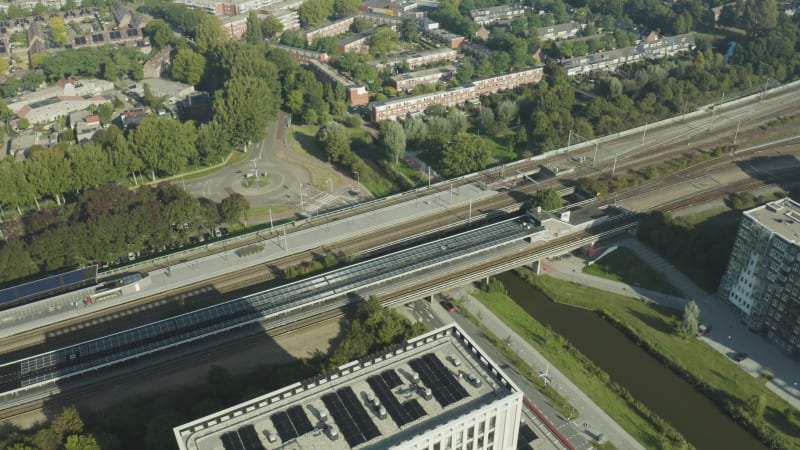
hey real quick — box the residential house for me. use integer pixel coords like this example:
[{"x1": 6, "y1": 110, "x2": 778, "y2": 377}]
[
  {"x1": 388, "y1": 65, "x2": 456, "y2": 91},
  {"x1": 75, "y1": 114, "x2": 101, "y2": 142},
  {"x1": 469, "y1": 3, "x2": 528, "y2": 26},
  {"x1": 536, "y1": 21, "x2": 583, "y2": 41},
  {"x1": 305, "y1": 59, "x2": 369, "y2": 105},
  {"x1": 143, "y1": 44, "x2": 173, "y2": 79},
  {"x1": 304, "y1": 16, "x2": 355, "y2": 43},
  {"x1": 111, "y1": 0, "x2": 131, "y2": 28},
  {"x1": 267, "y1": 42, "x2": 330, "y2": 63}
]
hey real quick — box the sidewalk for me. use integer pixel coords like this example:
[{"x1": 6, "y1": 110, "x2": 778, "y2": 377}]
[
  {"x1": 447, "y1": 289, "x2": 646, "y2": 450},
  {"x1": 542, "y1": 238, "x2": 800, "y2": 411}
]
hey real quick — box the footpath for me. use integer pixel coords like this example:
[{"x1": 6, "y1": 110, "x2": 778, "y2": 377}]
[
  {"x1": 445, "y1": 289, "x2": 647, "y2": 450},
  {"x1": 541, "y1": 238, "x2": 800, "y2": 411}
]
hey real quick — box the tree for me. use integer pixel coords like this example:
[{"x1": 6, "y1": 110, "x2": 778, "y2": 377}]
[
  {"x1": 17, "y1": 118, "x2": 30, "y2": 130},
  {"x1": 129, "y1": 116, "x2": 198, "y2": 177},
  {"x1": 530, "y1": 189, "x2": 562, "y2": 211},
  {"x1": 439, "y1": 133, "x2": 489, "y2": 177},
  {"x1": 477, "y1": 107, "x2": 495, "y2": 133},
  {"x1": 144, "y1": 19, "x2": 175, "y2": 49},
  {"x1": 27, "y1": 145, "x2": 73, "y2": 205},
  {"x1": 142, "y1": 82, "x2": 166, "y2": 111},
  {"x1": 219, "y1": 193, "x2": 249, "y2": 223},
  {"x1": 747, "y1": 393, "x2": 767, "y2": 419},
  {"x1": 400, "y1": 17, "x2": 419, "y2": 42},
  {"x1": 743, "y1": 0, "x2": 778, "y2": 37},
  {"x1": 299, "y1": 0, "x2": 334, "y2": 27},
  {"x1": 245, "y1": 11, "x2": 262, "y2": 45},
  {"x1": 213, "y1": 75, "x2": 279, "y2": 146},
  {"x1": 97, "y1": 102, "x2": 114, "y2": 125},
  {"x1": 678, "y1": 300, "x2": 700, "y2": 338},
  {"x1": 195, "y1": 15, "x2": 225, "y2": 53},
  {"x1": 64, "y1": 434, "x2": 101, "y2": 450},
  {"x1": 369, "y1": 27, "x2": 398, "y2": 57},
  {"x1": 171, "y1": 48, "x2": 206, "y2": 86},
  {"x1": 379, "y1": 120, "x2": 405, "y2": 164},
  {"x1": 351, "y1": 17, "x2": 371, "y2": 33},
  {"x1": 261, "y1": 15, "x2": 284, "y2": 37},
  {"x1": 0, "y1": 239, "x2": 38, "y2": 283},
  {"x1": 495, "y1": 100, "x2": 519, "y2": 126},
  {"x1": 280, "y1": 29, "x2": 306, "y2": 47},
  {"x1": 316, "y1": 122, "x2": 351, "y2": 164},
  {"x1": 333, "y1": 0, "x2": 360, "y2": 17},
  {"x1": 52, "y1": 407, "x2": 85, "y2": 438}
]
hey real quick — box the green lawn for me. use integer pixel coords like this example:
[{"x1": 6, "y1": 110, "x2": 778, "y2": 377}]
[
  {"x1": 472, "y1": 288, "x2": 677, "y2": 449},
  {"x1": 527, "y1": 274, "x2": 800, "y2": 449},
  {"x1": 479, "y1": 134, "x2": 518, "y2": 162},
  {"x1": 583, "y1": 247, "x2": 683, "y2": 297}
]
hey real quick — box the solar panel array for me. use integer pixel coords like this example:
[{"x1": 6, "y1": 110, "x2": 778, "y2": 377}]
[
  {"x1": 517, "y1": 424, "x2": 539, "y2": 449},
  {"x1": 126, "y1": 28, "x2": 139, "y2": 37},
  {"x1": 221, "y1": 425, "x2": 265, "y2": 450},
  {"x1": 2, "y1": 218, "x2": 532, "y2": 393},
  {"x1": 270, "y1": 405, "x2": 313, "y2": 442},
  {"x1": 322, "y1": 387, "x2": 380, "y2": 447},
  {"x1": 74, "y1": 36, "x2": 87, "y2": 45},
  {"x1": 409, "y1": 354, "x2": 469, "y2": 407},
  {"x1": 367, "y1": 370, "x2": 426, "y2": 427},
  {"x1": 109, "y1": 30, "x2": 121, "y2": 40},
  {"x1": 0, "y1": 265, "x2": 97, "y2": 308},
  {"x1": 92, "y1": 33, "x2": 104, "y2": 42}
]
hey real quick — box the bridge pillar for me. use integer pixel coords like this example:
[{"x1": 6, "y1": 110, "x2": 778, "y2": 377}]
[{"x1": 532, "y1": 260, "x2": 542, "y2": 275}]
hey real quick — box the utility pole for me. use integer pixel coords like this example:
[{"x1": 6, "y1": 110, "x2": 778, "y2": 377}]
[
  {"x1": 612, "y1": 153, "x2": 618, "y2": 176},
  {"x1": 181, "y1": 175, "x2": 186, "y2": 191},
  {"x1": 299, "y1": 183, "x2": 304, "y2": 211},
  {"x1": 269, "y1": 208, "x2": 273, "y2": 232},
  {"x1": 592, "y1": 141, "x2": 599, "y2": 167},
  {"x1": 327, "y1": 178, "x2": 333, "y2": 193},
  {"x1": 641, "y1": 122, "x2": 647, "y2": 144},
  {"x1": 681, "y1": 99, "x2": 688, "y2": 121},
  {"x1": 708, "y1": 107, "x2": 717, "y2": 132},
  {"x1": 427, "y1": 166, "x2": 431, "y2": 189},
  {"x1": 282, "y1": 225, "x2": 288, "y2": 253},
  {"x1": 733, "y1": 119, "x2": 741, "y2": 145},
  {"x1": 567, "y1": 129, "x2": 572, "y2": 150},
  {"x1": 468, "y1": 199, "x2": 472, "y2": 225}
]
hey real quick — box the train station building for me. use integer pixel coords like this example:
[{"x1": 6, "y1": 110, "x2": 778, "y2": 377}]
[{"x1": 174, "y1": 324, "x2": 525, "y2": 450}]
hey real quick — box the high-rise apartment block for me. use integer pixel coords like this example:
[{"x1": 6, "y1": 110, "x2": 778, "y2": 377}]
[
  {"x1": 719, "y1": 198, "x2": 800, "y2": 355},
  {"x1": 174, "y1": 324, "x2": 524, "y2": 450}
]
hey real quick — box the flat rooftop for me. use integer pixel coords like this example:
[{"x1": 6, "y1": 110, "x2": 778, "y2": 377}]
[
  {"x1": 746, "y1": 198, "x2": 800, "y2": 245},
  {"x1": 175, "y1": 324, "x2": 520, "y2": 450}
]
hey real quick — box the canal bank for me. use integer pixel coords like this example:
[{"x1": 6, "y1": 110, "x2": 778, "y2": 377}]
[{"x1": 495, "y1": 270, "x2": 768, "y2": 450}]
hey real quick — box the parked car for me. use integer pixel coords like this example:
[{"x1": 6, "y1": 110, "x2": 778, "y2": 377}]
[
  {"x1": 441, "y1": 300, "x2": 456, "y2": 312},
  {"x1": 733, "y1": 352, "x2": 748, "y2": 362}
]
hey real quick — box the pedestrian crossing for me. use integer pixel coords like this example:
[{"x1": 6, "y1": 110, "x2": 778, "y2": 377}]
[{"x1": 303, "y1": 192, "x2": 348, "y2": 215}]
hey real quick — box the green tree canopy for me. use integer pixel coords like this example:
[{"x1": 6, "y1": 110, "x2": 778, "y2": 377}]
[
  {"x1": 195, "y1": 15, "x2": 225, "y2": 53},
  {"x1": 213, "y1": 75, "x2": 279, "y2": 146},
  {"x1": 529, "y1": 188, "x2": 563, "y2": 211},
  {"x1": 129, "y1": 116, "x2": 198, "y2": 177},
  {"x1": 172, "y1": 48, "x2": 206, "y2": 86},
  {"x1": 439, "y1": 133, "x2": 489, "y2": 177},
  {"x1": 261, "y1": 15, "x2": 284, "y2": 37},
  {"x1": 369, "y1": 27, "x2": 399, "y2": 57},
  {"x1": 299, "y1": 0, "x2": 334, "y2": 27},
  {"x1": 245, "y1": 11, "x2": 262, "y2": 45},
  {"x1": 378, "y1": 120, "x2": 406, "y2": 164}
]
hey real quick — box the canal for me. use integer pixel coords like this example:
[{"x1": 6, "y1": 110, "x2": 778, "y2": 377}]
[{"x1": 496, "y1": 271, "x2": 767, "y2": 450}]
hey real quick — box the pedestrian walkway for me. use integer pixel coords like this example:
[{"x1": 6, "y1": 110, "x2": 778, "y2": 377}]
[
  {"x1": 445, "y1": 289, "x2": 646, "y2": 450},
  {"x1": 543, "y1": 238, "x2": 800, "y2": 411}
]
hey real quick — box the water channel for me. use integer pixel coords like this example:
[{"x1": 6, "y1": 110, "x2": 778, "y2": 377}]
[{"x1": 496, "y1": 271, "x2": 767, "y2": 450}]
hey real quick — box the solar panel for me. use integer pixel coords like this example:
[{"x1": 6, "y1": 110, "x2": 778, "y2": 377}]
[
  {"x1": 322, "y1": 387, "x2": 380, "y2": 447},
  {"x1": 110, "y1": 30, "x2": 121, "y2": 39},
  {"x1": 382, "y1": 369, "x2": 402, "y2": 388},
  {"x1": 92, "y1": 33, "x2": 104, "y2": 42},
  {"x1": 238, "y1": 425, "x2": 265, "y2": 450},
  {"x1": 409, "y1": 354, "x2": 469, "y2": 408},
  {"x1": 75, "y1": 37, "x2": 87, "y2": 45},
  {"x1": 287, "y1": 405, "x2": 313, "y2": 435},
  {"x1": 221, "y1": 431, "x2": 244, "y2": 450},
  {"x1": 127, "y1": 28, "x2": 138, "y2": 37},
  {"x1": 270, "y1": 411, "x2": 296, "y2": 441},
  {"x1": 368, "y1": 371, "x2": 426, "y2": 427}
]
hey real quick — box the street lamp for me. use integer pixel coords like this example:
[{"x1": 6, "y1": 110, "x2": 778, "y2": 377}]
[
  {"x1": 327, "y1": 178, "x2": 333, "y2": 193},
  {"x1": 354, "y1": 170, "x2": 360, "y2": 193}
]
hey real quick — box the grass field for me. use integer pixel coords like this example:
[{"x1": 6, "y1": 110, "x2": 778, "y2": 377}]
[
  {"x1": 472, "y1": 288, "x2": 678, "y2": 449},
  {"x1": 527, "y1": 273, "x2": 800, "y2": 449},
  {"x1": 583, "y1": 247, "x2": 683, "y2": 297}
]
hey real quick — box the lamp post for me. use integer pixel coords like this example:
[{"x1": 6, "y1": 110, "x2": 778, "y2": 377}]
[
  {"x1": 354, "y1": 170, "x2": 360, "y2": 193},
  {"x1": 733, "y1": 119, "x2": 741, "y2": 145},
  {"x1": 327, "y1": 178, "x2": 333, "y2": 193}
]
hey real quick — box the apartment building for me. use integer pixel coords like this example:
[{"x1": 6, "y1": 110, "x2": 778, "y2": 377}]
[
  {"x1": 561, "y1": 33, "x2": 695, "y2": 77},
  {"x1": 389, "y1": 65, "x2": 456, "y2": 91},
  {"x1": 304, "y1": 16, "x2": 355, "y2": 43},
  {"x1": 174, "y1": 0, "x2": 279, "y2": 16},
  {"x1": 222, "y1": 13, "x2": 249, "y2": 39},
  {"x1": 143, "y1": 44, "x2": 173, "y2": 79},
  {"x1": 267, "y1": 42, "x2": 330, "y2": 63},
  {"x1": 264, "y1": 0, "x2": 302, "y2": 31},
  {"x1": 469, "y1": 3, "x2": 528, "y2": 26},
  {"x1": 536, "y1": 21, "x2": 583, "y2": 41},
  {"x1": 422, "y1": 26, "x2": 464, "y2": 49},
  {"x1": 174, "y1": 324, "x2": 524, "y2": 450},
  {"x1": 371, "y1": 48, "x2": 458, "y2": 72},
  {"x1": 719, "y1": 198, "x2": 800, "y2": 355},
  {"x1": 306, "y1": 59, "x2": 370, "y2": 105},
  {"x1": 370, "y1": 67, "x2": 542, "y2": 121}
]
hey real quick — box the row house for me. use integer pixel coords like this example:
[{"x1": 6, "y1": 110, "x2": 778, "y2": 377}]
[
  {"x1": 561, "y1": 33, "x2": 695, "y2": 77},
  {"x1": 536, "y1": 21, "x2": 583, "y2": 41},
  {"x1": 338, "y1": 31, "x2": 372, "y2": 55},
  {"x1": 305, "y1": 59, "x2": 370, "y2": 105},
  {"x1": 359, "y1": 12, "x2": 403, "y2": 27},
  {"x1": 422, "y1": 27, "x2": 464, "y2": 49},
  {"x1": 370, "y1": 66, "x2": 543, "y2": 121},
  {"x1": 304, "y1": 16, "x2": 355, "y2": 43},
  {"x1": 111, "y1": 0, "x2": 131, "y2": 28},
  {"x1": 359, "y1": 0, "x2": 417, "y2": 16},
  {"x1": 72, "y1": 28, "x2": 151, "y2": 53},
  {"x1": 143, "y1": 44, "x2": 174, "y2": 79},
  {"x1": 469, "y1": 3, "x2": 528, "y2": 26},
  {"x1": 267, "y1": 42, "x2": 330, "y2": 63},
  {"x1": 174, "y1": 0, "x2": 279, "y2": 16},
  {"x1": 222, "y1": 13, "x2": 249, "y2": 39},
  {"x1": 388, "y1": 65, "x2": 456, "y2": 91},
  {"x1": 371, "y1": 48, "x2": 458, "y2": 72},
  {"x1": 461, "y1": 41, "x2": 492, "y2": 59},
  {"x1": 0, "y1": 9, "x2": 95, "y2": 37},
  {"x1": 0, "y1": 0, "x2": 81, "y2": 12}
]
